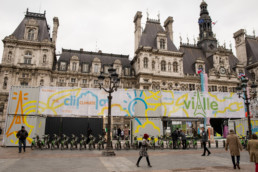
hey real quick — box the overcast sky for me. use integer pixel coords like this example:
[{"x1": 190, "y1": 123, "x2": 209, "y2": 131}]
[{"x1": 1, "y1": 0, "x2": 258, "y2": 61}]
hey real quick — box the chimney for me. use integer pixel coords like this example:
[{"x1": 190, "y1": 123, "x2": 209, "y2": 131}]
[
  {"x1": 134, "y1": 11, "x2": 142, "y2": 53},
  {"x1": 164, "y1": 16, "x2": 174, "y2": 42},
  {"x1": 52, "y1": 17, "x2": 59, "y2": 45},
  {"x1": 233, "y1": 29, "x2": 247, "y2": 66}
]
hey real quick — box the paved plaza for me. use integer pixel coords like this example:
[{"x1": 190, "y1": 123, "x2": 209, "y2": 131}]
[{"x1": 0, "y1": 147, "x2": 254, "y2": 172}]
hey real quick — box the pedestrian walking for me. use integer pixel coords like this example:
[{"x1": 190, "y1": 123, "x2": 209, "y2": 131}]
[
  {"x1": 180, "y1": 130, "x2": 186, "y2": 149},
  {"x1": 247, "y1": 134, "x2": 258, "y2": 171},
  {"x1": 172, "y1": 129, "x2": 178, "y2": 149},
  {"x1": 201, "y1": 127, "x2": 211, "y2": 156},
  {"x1": 136, "y1": 133, "x2": 152, "y2": 167},
  {"x1": 225, "y1": 129, "x2": 243, "y2": 169},
  {"x1": 16, "y1": 126, "x2": 28, "y2": 153}
]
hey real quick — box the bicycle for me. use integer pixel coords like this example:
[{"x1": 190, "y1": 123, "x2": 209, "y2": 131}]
[
  {"x1": 132, "y1": 136, "x2": 139, "y2": 150},
  {"x1": 157, "y1": 136, "x2": 164, "y2": 150},
  {"x1": 97, "y1": 135, "x2": 105, "y2": 150},
  {"x1": 192, "y1": 138, "x2": 198, "y2": 149},
  {"x1": 70, "y1": 134, "x2": 79, "y2": 150},
  {"x1": 167, "y1": 136, "x2": 173, "y2": 149},
  {"x1": 60, "y1": 134, "x2": 69, "y2": 150},
  {"x1": 123, "y1": 136, "x2": 130, "y2": 150},
  {"x1": 177, "y1": 138, "x2": 182, "y2": 149},
  {"x1": 50, "y1": 134, "x2": 60, "y2": 150},
  {"x1": 79, "y1": 134, "x2": 87, "y2": 150},
  {"x1": 31, "y1": 135, "x2": 44, "y2": 150},
  {"x1": 150, "y1": 136, "x2": 155, "y2": 150},
  {"x1": 88, "y1": 135, "x2": 96, "y2": 150},
  {"x1": 42, "y1": 134, "x2": 50, "y2": 149}
]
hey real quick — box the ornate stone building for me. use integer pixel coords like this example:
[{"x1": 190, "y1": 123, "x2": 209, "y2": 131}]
[{"x1": 0, "y1": 1, "x2": 258, "y2": 134}]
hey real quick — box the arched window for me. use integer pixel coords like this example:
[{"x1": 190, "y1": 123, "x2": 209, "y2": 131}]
[
  {"x1": 72, "y1": 62, "x2": 77, "y2": 71},
  {"x1": 143, "y1": 57, "x2": 148, "y2": 68},
  {"x1": 160, "y1": 39, "x2": 165, "y2": 49},
  {"x1": 7, "y1": 52, "x2": 12, "y2": 61},
  {"x1": 3, "y1": 77, "x2": 8, "y2": 89},
  {"x1": 173, "y1": 62, "x2": 178, "y2": 72},
  {"x1": 28, "y1": 29, "x2": 35, "y2": 41},
  {"x1": 152, "y1": 61, "x2": 155, "y2": 70},
  {"x1": 40, "y1": 79, "x2": 44, "y2": 86},
  {"x1": 168, "y1": 62, "x2": 172, "y2": 72},
  {"x1": 161, "y1": 60, "x2": 166, "y2": 71},
  {"x1": 43, "y1": 55, "x2": 47, "y2": 63}
]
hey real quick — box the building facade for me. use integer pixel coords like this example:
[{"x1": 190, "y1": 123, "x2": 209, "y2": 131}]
[{"x1": 0, "y1": 1, "x2": 258, "y2": 135}]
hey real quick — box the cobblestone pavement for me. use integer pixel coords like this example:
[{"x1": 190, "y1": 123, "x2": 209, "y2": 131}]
[{"x1": 0, "y1": 147, "x2": 254, "y2": 172}]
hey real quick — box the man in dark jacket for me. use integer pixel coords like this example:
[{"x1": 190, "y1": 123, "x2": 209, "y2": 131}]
[
  {"x1": 180, "y1": 130, "x2": 187, "y2": 149},
  {"x1": 16, "y1": 126, "x2": 28, "y2": 153},
  {"x1": 201, "y1": 127, "x2": 211, "y2": 156},
  {"x1": 171, "y1": 129, "x2": 179, "y2": 149}
]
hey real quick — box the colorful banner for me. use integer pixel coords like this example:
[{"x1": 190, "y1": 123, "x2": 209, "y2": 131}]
[{"x1": 8, "y1": 86, "x2": 245, "y2": 118}]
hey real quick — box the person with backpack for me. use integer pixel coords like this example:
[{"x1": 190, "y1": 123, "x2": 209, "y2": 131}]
[
  {"x1": 136, "y1": 134, "x2": 152, "y2": 167},
  {"x1": 16, "y1": 126, "x2": 28, "y2": 153}
]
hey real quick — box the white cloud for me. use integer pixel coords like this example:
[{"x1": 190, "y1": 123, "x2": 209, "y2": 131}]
[{"x1": 0, "y1": 0, "x2": 258, "y2": 61}]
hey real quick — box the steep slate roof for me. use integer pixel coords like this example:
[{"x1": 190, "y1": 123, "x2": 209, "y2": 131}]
[
  {"x1": 58, "y1": 49, "x2": 131, "y2": 68},
  {"x1": 139, "y1": 20, "x2": 178, "y2": 52},
  {"x1": 180, "y1": 45, "x2": 239, "y2": 75},
  {"x1": 12, "y1": 11, "x2": 51, "y2": 41},
  {"x1": 180, "y1": 45, "x2": 211, "y2": 74},
  {"x1": 246, "y1": 37, "x2": 258, "y2": 65}
]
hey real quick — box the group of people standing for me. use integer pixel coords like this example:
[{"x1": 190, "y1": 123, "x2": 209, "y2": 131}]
[{"x1": 171, "y1": 128, "x2": 187, "y2": 149}]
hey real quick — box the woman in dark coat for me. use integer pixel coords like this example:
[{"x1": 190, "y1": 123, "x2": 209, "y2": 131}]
[{"x1": 136, "y1": 134, "x2": 152, "y2": 167}]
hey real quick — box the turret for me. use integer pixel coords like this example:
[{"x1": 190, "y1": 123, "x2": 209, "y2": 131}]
[
  {"x1": 164, "y1": 17, "x2": 174, "y2": 42},
  {"x1": 52, "y1": 17, "x2": 59, "y2": 45},
  {"x1": 134, "y1": 11, "x2": 142, "y2": 53}
]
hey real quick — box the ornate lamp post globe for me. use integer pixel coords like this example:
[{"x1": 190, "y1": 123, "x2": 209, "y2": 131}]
[
  {"x1": 236, "y1": 75, "x2": 257, "y2": 139},
  {"x1": 98, "y1": 68, "x2": 120, "y2": 156}
]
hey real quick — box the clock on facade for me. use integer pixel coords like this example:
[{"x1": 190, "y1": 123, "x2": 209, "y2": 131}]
[{"x1": 219, "y1": 67, "x2": 226, "y2": 74}]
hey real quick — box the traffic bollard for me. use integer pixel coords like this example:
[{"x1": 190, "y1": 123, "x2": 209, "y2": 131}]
[
  {"x1": 216, "y1": 140, "x2": 218, "y2": 148},
  {"x1": 223, "y1": 140, "x2": 225, "y2": 148},
  {"x1": 208, "y1": 140, "x2": 211, "y2": 148}
]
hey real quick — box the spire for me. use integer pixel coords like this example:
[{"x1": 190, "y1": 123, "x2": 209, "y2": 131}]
[
  {"x1": 198, "y1": 1, "x2": 213, "y2": 41},
  {"x1": 197, "y1": 0, "x2": 217, "y2": 52}
]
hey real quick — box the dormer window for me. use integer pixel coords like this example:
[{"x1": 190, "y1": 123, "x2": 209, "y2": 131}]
[
  {"x1": 28, "y1": 29, "x2": 35, "y2": 41},
  {"x1": 72, "y1": 62, "x2": 77, "y2": 71},
  {"x1": 160, "y1": 39, "x2": 166, "y2": 49},
  {"x1": 198, "y1": 65, "x2": 203, "y2": 71},
  {"x1": 60, "y1": 62, "x2": 66, "y2": 71},
  {"x1": 143, "y1": 57, "x2": 148, "y2": 68},
  {"x1": 94, "y1": 64, "x2": 99, "y2": 73},
  {"x1": 124, "y1": 68, "x2": 130, "y2": 76}
]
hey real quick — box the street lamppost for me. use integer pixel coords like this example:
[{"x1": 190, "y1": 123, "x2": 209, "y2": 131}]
[
  {"x1": 236, "y1": 75, "x2": 257, "y2": 139},
  {"x1": 98, "y1": 68, "x2": 120, "y2": 156}
]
